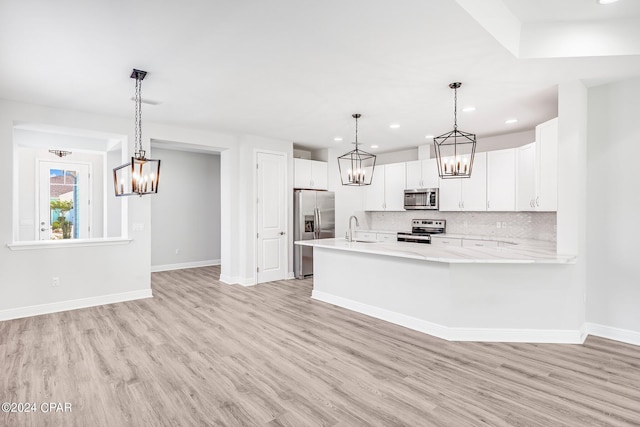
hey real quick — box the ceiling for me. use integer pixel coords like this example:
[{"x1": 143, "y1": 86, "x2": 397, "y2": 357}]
[{"x1": 1, "y1": 0, "x2": 639, "y2": 154}]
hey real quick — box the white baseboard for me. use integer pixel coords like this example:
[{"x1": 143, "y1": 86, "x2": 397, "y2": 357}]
[
  {"x1": 286, "y1": 272, "x2": 295, "y2": 280},
  {"x1": 0, "y1": 289, "x2": 153, "y2": 322},
  {"x1": 219, "y1": 273, "x2": 255, "y2": 286},
  {"x1": 151, "y1": 259, "x2": 220, "y2": 272},
  {"x1": 586, "y1": 322, "x2": 640, "y2": 346},
  {"x1": 312, "y1": 290, "x2": 584, "y2": 344}
]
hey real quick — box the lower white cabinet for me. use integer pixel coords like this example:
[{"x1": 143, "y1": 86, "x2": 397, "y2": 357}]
[
  {"x1": 430, "y1": 236, "x2": 462, "y2": 247},
  {"x1": 353, "y1": 231, "x2": 397, "y2": 242},
  {"x1": 354, "y1": 231, "x2": 377, "y2": 241},
  {"x1": 376, "y1": 232, "x2": 397, "y2": 242},
  {"x1": 462, "y1": 239, "x2": 499, "y2": 248}
]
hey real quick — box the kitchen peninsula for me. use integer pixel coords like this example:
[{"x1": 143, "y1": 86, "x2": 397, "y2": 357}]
[{"x1": 296, "y1": 238, "x2": 582, "y2": 344}]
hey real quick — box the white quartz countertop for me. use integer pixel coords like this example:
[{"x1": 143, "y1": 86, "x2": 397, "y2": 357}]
[{"x1": 295, "y1": 238, "x2": 575, "y2": 264}]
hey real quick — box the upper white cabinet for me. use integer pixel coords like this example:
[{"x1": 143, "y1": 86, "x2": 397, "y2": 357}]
[
  {"x1": 535, "y1": 117, "x2": 558, "y2": 211},
  {"x1": 439, "y1": 152, "x2": 487, "y2": 211},
  {"x1": 487, "y1": 148, "x2": 516, "y2": 211},
  {"x1": 364, "y1": 163, "x2": 406, "y2": 211},
  {"x1": 294, "y1": 158, "x2": 327, "y2": 190},
  {"x1": 516, "y1": 117, "x2": 558, "y2": 211},
  {"x1": 405, "y1": 158, "x2": 439, "y2": 189},
  {"x1": 516, "y1": 143, "x2": 536, "y2": 210},
  {"x1": 384, "y1": 163, "x2": 406, "y2": 210}
]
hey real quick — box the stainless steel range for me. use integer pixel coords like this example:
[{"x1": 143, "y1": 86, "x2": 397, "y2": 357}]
[{"x1": 397, "y1": 219, "x2": 446, "y2": 244}]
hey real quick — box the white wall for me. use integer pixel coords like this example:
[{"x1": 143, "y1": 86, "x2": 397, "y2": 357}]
[
  {"x1": 150, "y1": 148, "x2": 221, "y2": 270},
  {"x1": 0, "y1": 100, "x2": 150, "y2": 318},
  {"x1": 221, "y1": 135, "x2": 294, "y2": 285},
  {"x1": 0, "y1": 98, "x2": 288, "y2": 319},
  {"x1": 586, "y1": 76, "x2": 640, "y2": 334}
]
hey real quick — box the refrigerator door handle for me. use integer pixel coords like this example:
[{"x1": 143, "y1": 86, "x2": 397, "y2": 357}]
[{"x1": 314, "y1": 207, "x2": 320, "y2": 239}]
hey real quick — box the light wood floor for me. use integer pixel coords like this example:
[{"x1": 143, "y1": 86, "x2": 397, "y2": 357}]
[{"x1": 1, "y1": 266, "x2": 639, "y2": 426}]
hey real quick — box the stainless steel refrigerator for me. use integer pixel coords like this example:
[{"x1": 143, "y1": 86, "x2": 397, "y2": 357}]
[{"x1": 294, "y1": 190, "x2": 335, "y2": 279}]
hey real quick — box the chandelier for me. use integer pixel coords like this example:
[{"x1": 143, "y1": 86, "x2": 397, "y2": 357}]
[
  {"x1": 113, "y1": 69, "x2": 161, "y2": 197},
  {"x1": 338, "y1": 113, "x2": 376, "y2": 186},
  {"x1": 433, "y1": 82, "x2": 477, "y2": 179}
]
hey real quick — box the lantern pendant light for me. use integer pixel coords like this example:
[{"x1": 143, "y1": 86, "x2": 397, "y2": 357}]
[
  {"x1": 433, "y1": 82, "x2": 477, "y2": 179},
  {"x1": 113, "y1": 69, "x2": 161, "y2": 197},
  {"x1": 338, "y1": 113, "x2": 376, "y2": 186}
]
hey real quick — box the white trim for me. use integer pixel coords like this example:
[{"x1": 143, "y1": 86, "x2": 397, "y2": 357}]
[
  {"x1": 0, "y1": 289, "x2": 152, "y2": 322},
  {"x1": 285, "y1": 272, "x2": 295, "y2": 280},
  {"x1": 7, "y1": 237, "x2": 132, "y2": 250},
  {"x1": 586, "y1": 323, "x2": 640, "y2": 346},
  {"x1": 151, "y1": 259, "x2": 220, "y2": 273},
  {"x1": 312, "y1": 290, "x2": 585, "y2": 344},
  {"x1": 219, "y1": 274, "x2": 256, "y2": 287}
]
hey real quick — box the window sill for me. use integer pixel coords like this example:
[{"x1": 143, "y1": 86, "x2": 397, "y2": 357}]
[{"x1": 6, "y1": 237, "x2": 133, "y2": 251}]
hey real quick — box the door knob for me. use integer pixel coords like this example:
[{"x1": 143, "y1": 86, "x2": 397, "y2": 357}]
[
  {"x1": 41, "y1": 227, "x2": 48, "y2": 232},
  {"x1": 279, "y1": 231, "x2": 285, "y2": 235}
]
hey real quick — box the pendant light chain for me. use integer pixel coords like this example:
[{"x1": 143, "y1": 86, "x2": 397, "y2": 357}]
[
  {"x1": 453, "y1": 84, "x2": 458, "y2": 131},
  {"x1": 134, "y1": 74, "x2": 143, "y2": 158},
  {"x1": 354, "y1": 114, "x2": 359, "y2": 149}
]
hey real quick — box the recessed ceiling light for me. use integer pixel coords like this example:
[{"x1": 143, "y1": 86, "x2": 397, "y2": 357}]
[
  {"x1": 425, "y1": 135, "x2": 435, "y2": 139},
  {"x1": 598, "y1": 0, "x2": 619, "y2": 4},
  {"x1": 389, "y1": 124, "x2": 400, "y2": 129},
  {"x1": 334, "y1": 137, "x2": 343, "y2": 142},
  {"x1": 371, "y1": 145, "x2": 379, "y2": 149},
  {"x1": 462, "y1": 106, "x2": 476, "y2": 112},
  {"x1": 505, "y1": 119, "x2": 518, "y2": 124}
]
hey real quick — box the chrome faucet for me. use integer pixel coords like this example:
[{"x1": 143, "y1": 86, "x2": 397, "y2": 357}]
[{"x1": 347, "y1": 215, "x2": 360, "y2": 242}]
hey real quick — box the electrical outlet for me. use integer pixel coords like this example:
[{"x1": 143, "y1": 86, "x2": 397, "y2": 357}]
[
  {"x1": 52, "y1": 277, "x2": 60, "y2": 287},
  {"x1": 502, "y1": 222, "x2": 507, "y2": 228},
  {"x1": 496, "y1": 222, "x2": 501, "y2": 229},
  {"x1": 463, "y1": 221, "x2": 468, "y2": 228},
  {"x1": 175, "y1": 249, "x2": 180, "y2": 255}
]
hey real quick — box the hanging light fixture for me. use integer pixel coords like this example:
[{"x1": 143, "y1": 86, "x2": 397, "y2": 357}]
[
  {"x1": 433, "y1": 82, "x2": 477, "y2": 179},
  {"x1": 338, "y1": 113, "x2": 376, "y2": 186},
  {"x1": 49, "y1": 149, "x2": 72, "y2": 157},
  {"x1": 113, "y1": 69, "x2": 161, "y2": 197}
]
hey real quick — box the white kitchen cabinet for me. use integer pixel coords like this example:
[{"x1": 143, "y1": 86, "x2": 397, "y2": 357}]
[
  {"x1": 405, "y1": 159, "x2": 439, "y2": 189},
  {"x1": 438, "y1": 152, "x2": 487, "y2": 211},
  {"x1": 516, "y1": 117, "x2": 558, "y2": 211},
  {"x1": 516, "y1": 142, "x2": 536, "y2": 210},
  {"x1": 364, "y1": 165, "x2": 386, "y2": 210},
  {"x1": 487, "y1": 148, "x2": 516, "y2": 211},
  {"x1": 354, "y1": 231, "x2": 377, "y2": 241},
  {"x1": 430, "y1": 236, "x2": 462, "y2": 247},
  {"x1": 364, "y1": 163, "x2": 406, "y2": 211},
  {"x1": 535, "y1": 117, "x2": 558, "y2": 211},
  {"x1": 462, "y1": 239, "x2": 499, "y2": 248},
  {"x1": 384, "y1": 163, "x2": 406, "y2": 211},
  {"x1": 376, "y1": 232, "x2": 397, "y2": 242},
  {"x1": 294, "y1": 158, "x2": 327, "y2": 190},
  {"x1": 353, "y1": 231, "x2": 397, "y2": 242}
]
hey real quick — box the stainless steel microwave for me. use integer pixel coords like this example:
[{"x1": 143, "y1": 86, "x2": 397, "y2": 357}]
[{"x1": 404, "y1": 188, "x2": 439, "y2": 210}]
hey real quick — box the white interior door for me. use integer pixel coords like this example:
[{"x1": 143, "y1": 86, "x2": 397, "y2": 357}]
[
  {"x1": 38, "y1": 161, "x2": 91, "y2": 240},
  {"x1": 256, "y1": 151, "x2": 287, "y2": 283}
]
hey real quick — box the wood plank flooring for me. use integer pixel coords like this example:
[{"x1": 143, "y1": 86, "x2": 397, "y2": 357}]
[{"x1": 1, "y1": 265, "x2": 639, "y2": 426}]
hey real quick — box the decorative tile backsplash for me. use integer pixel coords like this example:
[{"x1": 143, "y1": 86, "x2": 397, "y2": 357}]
[{"x1": 367, "y1": 211, "x2": 557, "y2": 242}]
